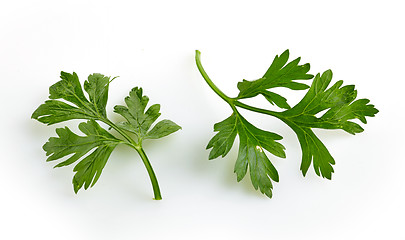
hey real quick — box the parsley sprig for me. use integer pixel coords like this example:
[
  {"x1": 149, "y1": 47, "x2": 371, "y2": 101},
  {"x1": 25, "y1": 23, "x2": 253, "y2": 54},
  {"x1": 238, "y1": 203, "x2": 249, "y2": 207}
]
[
  {"x1": 32, "y1": 72, "x2": 181, "y2": 199},
  {"x1": 195, "y1": 50, "x2": 378, "y2": 198}
]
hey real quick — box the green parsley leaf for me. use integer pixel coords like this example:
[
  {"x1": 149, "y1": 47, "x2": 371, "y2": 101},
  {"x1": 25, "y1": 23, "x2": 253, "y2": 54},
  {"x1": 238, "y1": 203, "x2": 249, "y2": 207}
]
[
  {"x1": 206, "y1": 114, "x2": 238, "y2": 160},
  {"x1": 195, "y1": 50, "x2": 378, "y2": 198},
  {"x1": 145, "y1": 120, "x2": 182, "y2": 140},
  {"x1": 279, "y1": 70, "x2": 378, "y2": 178},
  {"x1": 32, "y1": 72, "x2": 108, "y2": 124},
  {"x1": 207, "y1": 112, "x2": 285, "y2": 197},
  {"x1": 83, "y1": 73, "x2": 112, "y2": 118},
  {"x1": 44, "y1": 120, "x2": 122, "y2": 193},
  {"x1": 114, "y1": 87, "x2": 181, "y2": 143},
  {"x1": 261, "y1": 91, "x2": 291, "y2": 109},
  {"x1": 32, "y1": 72, "x2": 180, "y2": 199},
  {"x1": 237, "y1": 49, "x2": 313, "y2": 102}
]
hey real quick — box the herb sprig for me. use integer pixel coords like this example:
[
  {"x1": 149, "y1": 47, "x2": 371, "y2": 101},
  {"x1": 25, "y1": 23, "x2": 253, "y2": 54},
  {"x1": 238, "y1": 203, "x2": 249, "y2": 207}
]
[
  {"x1": 195, "y1": 50, "x2": 378, "y2": 198},
  {"x1": 32, "y1": 72, "x2": 181, "y2": 200}
]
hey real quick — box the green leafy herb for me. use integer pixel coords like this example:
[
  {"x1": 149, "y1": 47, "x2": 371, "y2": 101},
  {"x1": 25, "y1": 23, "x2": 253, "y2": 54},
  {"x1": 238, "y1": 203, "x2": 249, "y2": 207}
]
[
  {"x1": 32, "y1": 72, "x2": 181, "y2": 199},
  {"x1": 195, "y1": 50, "x2": 378, "y2": 198}
]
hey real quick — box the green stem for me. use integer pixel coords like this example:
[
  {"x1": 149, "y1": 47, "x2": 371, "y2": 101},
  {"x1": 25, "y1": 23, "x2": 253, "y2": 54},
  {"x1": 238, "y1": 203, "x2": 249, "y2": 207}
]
[
  {"x1": 101, "y1": 118, "x2": 162, "y2": 200},
  {"x1": 135, "y1": 147, "x2": 162, "y2": 200},
  {"x1": 195, "y1": 50, "x2": 233, "y2": 103},
  {"x1": 195, "y1": 50, "x2": 285, "y2": 121},
  {"x1": 234, "y1": 101, "x2": 283, "y2": 119}
]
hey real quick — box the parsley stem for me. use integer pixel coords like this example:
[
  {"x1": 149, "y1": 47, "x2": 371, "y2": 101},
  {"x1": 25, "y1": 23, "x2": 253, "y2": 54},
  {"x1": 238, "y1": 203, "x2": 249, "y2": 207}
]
[
  {"x1": 135, "y1": 147, "x2": 162, "y2": 200},
  {"x1": 102, "y1": 118, "x2": 162, "y2": 200},
  {"x1": 195, "y1": 50, "x2": 284, "y2": 120},
  {"x1": 233, "y1": 101, "x2": 283, "y2": 119},
  {"x1": 195, "y1": 50, "x2": 232, "y2": 103}
]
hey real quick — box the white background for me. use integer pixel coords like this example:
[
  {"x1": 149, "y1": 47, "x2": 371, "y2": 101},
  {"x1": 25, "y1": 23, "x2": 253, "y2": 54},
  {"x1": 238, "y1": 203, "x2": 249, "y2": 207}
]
[{"x1": 1, "y1": 0, "x2": 404, "y2": 239}]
